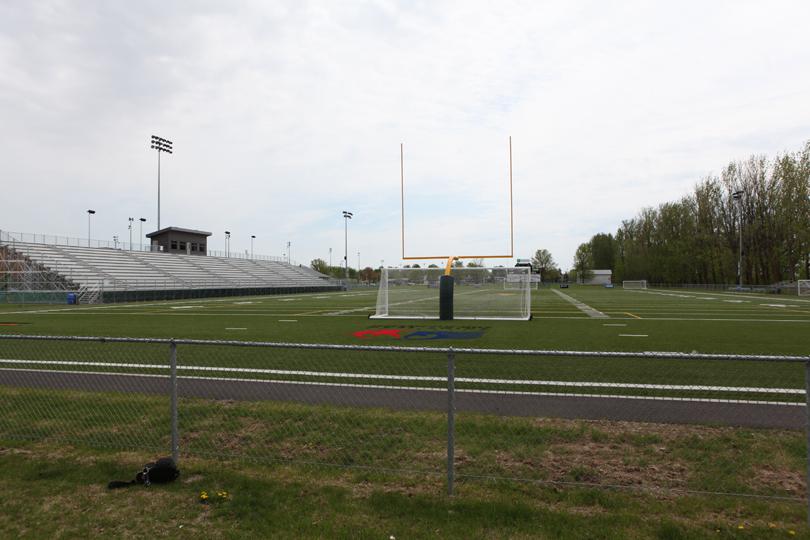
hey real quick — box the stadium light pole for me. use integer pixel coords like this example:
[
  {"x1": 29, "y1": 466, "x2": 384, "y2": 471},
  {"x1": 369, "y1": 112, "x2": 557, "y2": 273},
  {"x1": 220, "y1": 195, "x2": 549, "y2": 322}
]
[
  {"x1": 87, "y1": 210, "x2": 95, "y2": 247},
  {"x1": 329, "y1": 247, "x2": 332, "y2": 268},
  {"x1": 225, "y1": 231, "x2": 231, "y2": 258},
  {"x1": 139, "y1": 218, "x2": 147, "y2": 251},
  {"x1": 128, "y1": 217, "x2": 134, "y2": 250},
  {"x1": 113, "y1": 235, "x2": 119, "y2": 249},
  {"x1": 733, "y1": 190, "x2": 744, "y2": 289},
  {"x1": 150, "y1": 135, "x2": 173, "y2": 231},
  {"x1": 342, "y1": 211, "x2": 353, "y2": 280},
  {"x1": 357, "y1": 251, "x2": 360, "y2": 274},
  {"x1": 251, "y1": 235, "x2": 256, "y2": 259}
]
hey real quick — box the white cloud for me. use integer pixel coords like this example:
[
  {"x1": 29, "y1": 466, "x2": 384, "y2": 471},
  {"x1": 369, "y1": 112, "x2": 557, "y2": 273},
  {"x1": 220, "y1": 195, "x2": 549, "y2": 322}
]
[{"x1": 1, "y1": 0, "x2": 808, "y2": 269}]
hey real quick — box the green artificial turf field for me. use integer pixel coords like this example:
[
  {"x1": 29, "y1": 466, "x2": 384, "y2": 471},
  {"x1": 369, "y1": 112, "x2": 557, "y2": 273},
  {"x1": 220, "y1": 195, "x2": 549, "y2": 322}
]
[{"x1": 3, "y1": 285, "x2": 810, "y2": 537}]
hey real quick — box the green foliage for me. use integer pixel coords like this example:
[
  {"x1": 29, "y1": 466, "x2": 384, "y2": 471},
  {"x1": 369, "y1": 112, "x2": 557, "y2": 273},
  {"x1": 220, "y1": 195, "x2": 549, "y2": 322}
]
[{"x1": 586, "y1": 141, "x2": 810, "y2": 284}]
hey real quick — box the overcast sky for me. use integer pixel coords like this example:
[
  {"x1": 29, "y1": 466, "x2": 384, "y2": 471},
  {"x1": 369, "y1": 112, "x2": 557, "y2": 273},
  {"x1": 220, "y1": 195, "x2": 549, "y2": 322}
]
[{"x1": 2, "y1": 1, "x2": 809, "y2": 270}]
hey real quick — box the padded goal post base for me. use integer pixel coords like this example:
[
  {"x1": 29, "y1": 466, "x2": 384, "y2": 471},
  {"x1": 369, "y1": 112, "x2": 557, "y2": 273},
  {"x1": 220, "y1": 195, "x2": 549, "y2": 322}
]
[{"x1": 439, "y1": 275, "x2": 454, "y2": 320}]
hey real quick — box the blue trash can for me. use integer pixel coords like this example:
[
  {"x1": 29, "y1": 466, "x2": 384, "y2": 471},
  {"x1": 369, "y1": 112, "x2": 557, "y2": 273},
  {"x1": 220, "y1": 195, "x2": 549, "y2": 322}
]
[{"x1": 66, "y1": 293, "x2": 77, "y2": 305}]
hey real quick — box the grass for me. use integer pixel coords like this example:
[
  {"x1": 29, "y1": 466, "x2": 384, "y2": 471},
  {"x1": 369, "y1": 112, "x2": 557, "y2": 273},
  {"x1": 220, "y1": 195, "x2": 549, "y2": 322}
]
[{"x1": 1, "y1": 285, "x2": 810, "y2": 536}]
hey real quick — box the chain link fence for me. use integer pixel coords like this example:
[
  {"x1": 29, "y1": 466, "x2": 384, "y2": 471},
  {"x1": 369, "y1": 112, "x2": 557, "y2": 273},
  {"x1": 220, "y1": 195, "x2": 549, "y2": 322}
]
[{"x1": 0, "y1": 335, "x2": 808, "y2": 515}]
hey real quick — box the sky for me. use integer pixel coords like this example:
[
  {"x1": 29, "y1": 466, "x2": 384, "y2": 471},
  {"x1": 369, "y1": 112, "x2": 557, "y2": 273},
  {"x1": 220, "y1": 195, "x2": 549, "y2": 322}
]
[{"x1": 1, "y1": 0, "x2": 809, "y2": 270}]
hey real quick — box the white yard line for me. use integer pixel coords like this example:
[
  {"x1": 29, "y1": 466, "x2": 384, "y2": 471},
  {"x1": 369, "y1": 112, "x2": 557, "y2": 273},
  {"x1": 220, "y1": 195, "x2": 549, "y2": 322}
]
[
  {"x1": 0, "y1": 366, "x2": 800, "y2": 406},
  {"x1": 551, "y1": 289, "x2": 609, "y2": 318}
]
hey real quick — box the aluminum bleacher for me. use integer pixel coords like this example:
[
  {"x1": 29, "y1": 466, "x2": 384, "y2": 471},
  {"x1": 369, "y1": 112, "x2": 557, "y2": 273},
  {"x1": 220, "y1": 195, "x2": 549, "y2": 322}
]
[{"x1": 3, "y1": 240, "x2": 339, "y2": 303}]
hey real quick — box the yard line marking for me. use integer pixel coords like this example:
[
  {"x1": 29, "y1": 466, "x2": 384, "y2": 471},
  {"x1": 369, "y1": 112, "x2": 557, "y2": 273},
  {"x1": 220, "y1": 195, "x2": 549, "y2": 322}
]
[
  {"x1": 603, "y1": 323, "x2": 627, "y2": 327},
  {"x1": 619, "y1": 334, "x2": 648, "y2": 337},
  {"x1": 624, "y1": 312, "x2": 642, "y2": 319},
  {"x1": 170, "y1": 306, "x2": 202, "y2": 310},
  {"x1": 278, "y1": 298, "x2": 298, "y2": 302},
  {"x1": 233, "y1": 301, "x2": 255, "y2": 305},
  {"x1": 225, "y1": 327, "x2": 247, "y2": 330},
  {"x1": 551, "y1": 289, "x2": 609, "y2": 318},
  {"x1": 279, "y1": 319, "x2": 298, "y2": 322}
]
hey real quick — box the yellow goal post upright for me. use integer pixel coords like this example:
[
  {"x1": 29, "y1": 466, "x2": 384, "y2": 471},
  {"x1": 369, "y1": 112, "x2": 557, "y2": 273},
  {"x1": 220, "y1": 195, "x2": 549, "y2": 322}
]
[{"x1": 371, "y1": 136, "x2": 531, "y2": 321}]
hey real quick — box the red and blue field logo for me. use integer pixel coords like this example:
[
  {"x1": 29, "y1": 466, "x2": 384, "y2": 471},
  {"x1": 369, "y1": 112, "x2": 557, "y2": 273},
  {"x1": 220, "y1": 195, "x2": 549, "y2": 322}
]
[{"x1": 353, "y1": 325, "x2": 487, "y2": 341}]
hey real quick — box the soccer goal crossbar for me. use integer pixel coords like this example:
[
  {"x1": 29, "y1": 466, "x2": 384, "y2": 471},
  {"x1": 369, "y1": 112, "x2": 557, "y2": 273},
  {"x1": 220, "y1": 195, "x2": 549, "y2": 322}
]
[
  {"x1": 799, "y1": 280, "x2": 810, "y2": 296},
  {"x1": 372, "y1": 267, "x2": 531, "y2": 321},
  {"x1": 622, "y1": 280, "x2": 647, "y2": 290}
]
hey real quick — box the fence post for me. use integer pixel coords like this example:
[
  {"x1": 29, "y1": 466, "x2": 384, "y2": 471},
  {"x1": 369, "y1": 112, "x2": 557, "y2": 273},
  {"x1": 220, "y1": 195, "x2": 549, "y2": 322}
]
[
  {"x1": 447, "y1": 347, "x2": 455, "y2": 496},
  {"x1": 170, "y1": 340, "x2": 179, "y2": 464},
  {"x1": 805, "y1": 360, "x2": 810, "y2": 526}
]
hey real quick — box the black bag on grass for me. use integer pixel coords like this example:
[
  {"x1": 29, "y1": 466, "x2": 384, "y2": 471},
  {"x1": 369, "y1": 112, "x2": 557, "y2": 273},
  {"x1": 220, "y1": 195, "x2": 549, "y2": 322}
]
[{"x1": 108, "y1": 457, "x2": 180, "y2": 489}]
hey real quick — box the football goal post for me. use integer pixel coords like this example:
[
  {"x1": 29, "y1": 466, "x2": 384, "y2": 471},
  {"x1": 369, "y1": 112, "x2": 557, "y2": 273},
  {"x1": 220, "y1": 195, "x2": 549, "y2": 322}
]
[
  {"x1": 622, "y1": 280, "x2": 647, "y2": 290},
  {"x1": 372, "y1": 266, "x2": 531, "y2": 320},
  {"x1": 799, "y1": 280, "x2": 810, "y2": 296}
]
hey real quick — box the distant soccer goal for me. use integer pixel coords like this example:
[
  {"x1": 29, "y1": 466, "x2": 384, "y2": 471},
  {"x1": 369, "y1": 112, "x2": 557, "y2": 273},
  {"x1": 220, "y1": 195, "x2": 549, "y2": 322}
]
[
  {"x1": 622, "y1": 280, "x2": 647, "y2": 290},
  {"x1": 372, "y1": 267, "x2": 531, "y2": 320},
  {"x1": 799, "y1": 280, "x2": 810, "y2": 296}
]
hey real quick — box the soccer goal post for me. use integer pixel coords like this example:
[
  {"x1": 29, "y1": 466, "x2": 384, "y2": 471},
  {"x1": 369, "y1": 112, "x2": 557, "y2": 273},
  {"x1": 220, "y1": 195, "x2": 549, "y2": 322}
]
[
  {"x1": 372, "y1": 266, "x2": 531, "y2": 320},
  {"x1": 622, "y1": 280, "x2": 647, "y2": 290},
  {"x1": 799, "y1": 280, "x2": 810, "y2": 296}
]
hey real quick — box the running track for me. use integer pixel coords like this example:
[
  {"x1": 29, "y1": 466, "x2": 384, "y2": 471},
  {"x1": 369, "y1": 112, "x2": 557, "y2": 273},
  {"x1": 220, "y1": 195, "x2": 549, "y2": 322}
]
[{"x1": 0, "y1": 369, "x2": 801, "y2": 429}]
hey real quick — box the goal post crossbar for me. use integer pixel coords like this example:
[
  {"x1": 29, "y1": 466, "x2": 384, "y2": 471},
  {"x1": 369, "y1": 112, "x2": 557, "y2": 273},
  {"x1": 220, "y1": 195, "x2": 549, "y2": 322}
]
[{"x1": 798, "y1": 280, "x2": 810, "y2": 296}]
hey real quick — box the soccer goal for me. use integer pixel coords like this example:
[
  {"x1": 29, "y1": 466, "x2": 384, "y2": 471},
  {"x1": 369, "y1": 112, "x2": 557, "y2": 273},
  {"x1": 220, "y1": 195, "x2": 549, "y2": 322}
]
[
  {"x1": 622, "y1": 280, "x2": 647, "y2": 290},
  {"x1": 372, "y1": 266, "x2": 531, "y2": 320},
  {"x1": 799, "y1": 280, "x2": 810, "y2": 296}
]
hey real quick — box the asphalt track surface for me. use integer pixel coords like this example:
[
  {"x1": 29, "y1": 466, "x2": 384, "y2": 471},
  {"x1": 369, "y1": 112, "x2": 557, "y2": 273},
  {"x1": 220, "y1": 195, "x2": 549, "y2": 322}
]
[{"x1": 0, "y1": 369, "x2": 802, "y2": 429}]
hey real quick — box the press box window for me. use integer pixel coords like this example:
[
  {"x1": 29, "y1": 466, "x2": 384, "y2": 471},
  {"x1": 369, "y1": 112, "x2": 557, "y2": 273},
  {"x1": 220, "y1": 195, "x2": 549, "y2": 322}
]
[
  {"x1": 171, "y1": 241, "x2": 178, "y2": 250},
  {"x1": 179, "y1": 242, "x2": 187, "y2": 251}
]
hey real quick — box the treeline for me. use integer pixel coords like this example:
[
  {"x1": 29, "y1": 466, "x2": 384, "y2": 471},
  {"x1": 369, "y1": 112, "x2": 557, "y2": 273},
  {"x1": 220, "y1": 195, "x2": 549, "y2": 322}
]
[{"x1": 574, "y1": 142, "x2": 810, "y2": 285}]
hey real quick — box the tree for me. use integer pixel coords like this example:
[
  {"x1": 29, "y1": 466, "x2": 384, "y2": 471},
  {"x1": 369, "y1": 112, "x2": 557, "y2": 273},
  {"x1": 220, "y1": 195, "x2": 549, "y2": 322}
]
[
  {"x1": 590, "y1": 233, "x2": 615, "y2": 270},
  {"x1": 531, "y1": 249, "x2": 561, "y2": 281},
  {"x1": 531, "y1": 249, "x2": 555, "y2": 270},
  {"x1": 310, "y1": 258, "x2": 328, "y2": 274},
  {"x1": 573, "y1": 243, "x2": 593, "y2": 283}
]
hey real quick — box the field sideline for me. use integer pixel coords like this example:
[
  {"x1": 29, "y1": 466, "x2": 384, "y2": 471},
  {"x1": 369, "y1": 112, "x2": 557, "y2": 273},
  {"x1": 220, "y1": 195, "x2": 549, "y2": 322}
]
[{"x1": 1, "y1": 285, "x2": 809, "y2": 354}]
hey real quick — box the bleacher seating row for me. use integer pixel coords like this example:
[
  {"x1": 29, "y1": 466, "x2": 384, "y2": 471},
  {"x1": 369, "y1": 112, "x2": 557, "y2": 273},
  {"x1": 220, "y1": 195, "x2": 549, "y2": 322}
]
[{"x1": 5, "y1": 242, "x2": 336, "y2": 294}]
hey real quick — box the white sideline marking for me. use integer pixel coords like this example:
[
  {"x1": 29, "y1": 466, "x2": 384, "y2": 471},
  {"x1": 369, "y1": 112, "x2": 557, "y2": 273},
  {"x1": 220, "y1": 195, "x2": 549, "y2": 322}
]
[
  {"x1": 0, "y1": 367, "x2": 800, "y2": 407},
  {"x1": 551, "y1": 289, "x2": 608, "y2": 318},
  {"x1": 724, "y1": 300, "x2": 745, "y2": 303},
  {"x1": 619, "y1": 334, "x2": 648, "y2": 337},
  {"x1": 170, "y1": 306, "x2": 201, "y2": 310},
  {"x1": 225, "y1": 327, "x2": 247, "y2": 330},
  {"x1": 0, "y1": 359, "x2": 801, "y2": 394},
  {"x1": 278, "y1": 298, "x2": 298, "y2": 302},
  {"x1": 603, "y1": 323, "x2": 627, "y2": 327},
  {"x1": 762, "y1": 304, "x2": 789, "y2": 308},
  {"x1": 233, "y1": 301, "x2": 255, "y2": 305},
  {"x1": 279, "y1": 319, "x2": 298, "y2": 322}
]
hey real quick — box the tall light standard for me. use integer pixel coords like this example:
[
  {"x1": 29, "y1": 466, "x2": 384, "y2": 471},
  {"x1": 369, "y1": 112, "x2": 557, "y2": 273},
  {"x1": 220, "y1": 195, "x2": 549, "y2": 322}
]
[
  {"x1": 139, "y1": 218, "x2": 147, "y2": 251},
  {"x1": 113, "y1": 235, "x2": 119, "y2": 249},
  {"x1": 342, "y1": 211, "x2": 353, "y2": 280},
  {"x1": 287, "y1": 241, "x2": 291, "y2": 264},
  {"x1": 150, "y1": 135, "x2": 173, "y2": 230},
  {"x1": 251, "y1": 235, "x2": 256, "y2": 259},
  {"x1": 225, "y1": 231, "x2": 231, "y2": 258},
  {"x1": 357, "y1": 251, "x2": 360, "y2": 274},
  {"x1": 87, "y1": 210, "x2": 95, "y2": 247},
  {"x1": 128, "y1": 217, "x2": 134, "y2": 250},
  {"x1": 733, "y1": 190, "x2": 744, "y2": 289},
  {"x1": 329, "y1": 247, "x2": 332, "y2": 268}
]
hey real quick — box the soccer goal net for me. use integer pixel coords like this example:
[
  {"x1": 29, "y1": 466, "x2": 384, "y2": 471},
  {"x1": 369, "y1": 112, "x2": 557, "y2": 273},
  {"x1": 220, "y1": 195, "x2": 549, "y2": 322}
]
[
  {"x1": 799, "y1": 280, "x2": 810, "y2": 296},
  {"x1": 372, "y1": 266, "x2": 531, "y2": 320},
  {"x1": 622, "y1": 280, "x2": 647, "y2": 290}
]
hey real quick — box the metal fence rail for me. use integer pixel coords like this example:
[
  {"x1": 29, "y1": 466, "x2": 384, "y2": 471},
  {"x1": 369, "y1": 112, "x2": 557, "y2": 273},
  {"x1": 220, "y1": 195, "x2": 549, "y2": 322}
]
[{"x1": 0, "y1": 334, "x2": 808, "y2": 517}]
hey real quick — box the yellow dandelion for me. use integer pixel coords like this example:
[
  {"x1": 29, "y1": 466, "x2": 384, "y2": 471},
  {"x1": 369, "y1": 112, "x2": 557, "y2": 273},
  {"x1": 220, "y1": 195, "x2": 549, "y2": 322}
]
[
  {"x1": 737, "y1": 524, "x2": 744, "y2": 530},
  {"x1": 788, "y1": 531, "x2": 795, "y2": 536}
]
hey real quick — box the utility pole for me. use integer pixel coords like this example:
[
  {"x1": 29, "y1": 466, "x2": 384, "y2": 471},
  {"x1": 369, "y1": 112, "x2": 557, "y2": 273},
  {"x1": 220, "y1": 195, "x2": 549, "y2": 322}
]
[
  {"x1": 342, "y1": 211, "x2": 353, "y2": 280},
  {"x1": 733, "y1": 190, "x2": 744, "y2": 289},
  {"x1": 150, "y1": 135, "x2": 173, "y2": 231}
]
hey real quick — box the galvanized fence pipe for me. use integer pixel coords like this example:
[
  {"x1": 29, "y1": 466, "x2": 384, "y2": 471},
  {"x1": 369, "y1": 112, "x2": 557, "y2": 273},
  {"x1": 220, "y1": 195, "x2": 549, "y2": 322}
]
[{"x1": 447, "y1": 348, "x2": 455, "y2": 496}]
